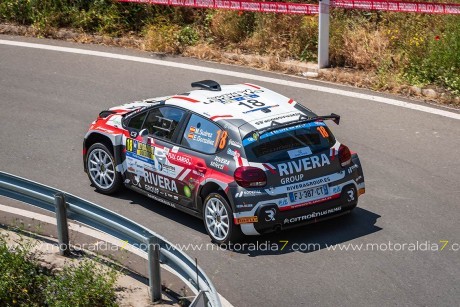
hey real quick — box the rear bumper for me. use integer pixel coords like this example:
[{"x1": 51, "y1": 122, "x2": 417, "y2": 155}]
[{"x1": 251, "y1": 183, "x2": 358, "y2": 234}]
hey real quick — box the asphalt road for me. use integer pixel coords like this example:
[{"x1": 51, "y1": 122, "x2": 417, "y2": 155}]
[{"x1": 1, "y1": 35, "x2": 459, "y2": 306}]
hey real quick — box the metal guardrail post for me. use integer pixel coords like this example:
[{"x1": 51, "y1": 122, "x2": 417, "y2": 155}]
[
  {"x1": 318, "y1": 0, "x2": 331, "y2": 69},
  {"x1": 190, "y1": 290, "x2": 209, "y2": 307},
  {"x1": 1, "y1": 172, "x2": 221, "y2": 306},
  {"x1": 54, "y1": 192, "x2": 70, "y2": 256},
  {"x1": 147, "y1": 236, "x2": 162, "y2": 302}
]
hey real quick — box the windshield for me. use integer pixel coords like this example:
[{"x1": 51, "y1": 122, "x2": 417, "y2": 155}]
[{"x1": 242, "y1": 122, "x2": 335, "y2": 163}]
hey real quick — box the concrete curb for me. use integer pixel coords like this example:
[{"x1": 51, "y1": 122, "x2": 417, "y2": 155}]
[{"x1": 0, "y1": 202, "x2": 233, "y2": 307}]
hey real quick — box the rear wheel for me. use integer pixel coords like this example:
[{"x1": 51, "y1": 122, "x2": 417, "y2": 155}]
[
  {"x1": 86, "y1": 143, "x2": 122, "y2": 194},
  {"x1": 203, "y1": 193, "x2": 241, "y2": 244}
]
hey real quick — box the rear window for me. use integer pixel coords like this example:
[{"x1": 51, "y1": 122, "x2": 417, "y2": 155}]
[
  {"x1": 126, "y1": 112, "x2": 146, "y2": 130},
  {"x1": 242, "y1": 122, "x2": 335, "y2": 163}
]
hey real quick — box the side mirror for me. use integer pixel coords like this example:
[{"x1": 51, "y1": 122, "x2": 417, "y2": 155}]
[
  {"x1": 139, "y1": 129, "x2": 149, "y2": 137},
  {"x1": 139, "y1": 128, "x2": 149, "y2": 143}
]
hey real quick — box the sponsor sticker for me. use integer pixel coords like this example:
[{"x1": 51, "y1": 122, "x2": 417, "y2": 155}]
[
  {"x1": 286, "y1": 194, "x2": 341, "y2": 211},
  {"x1": 253, "y1": 112, "x2": 302, "y2": 126},
  {"x1": 234, "y1": 190, "x2": 264, "y2": 198},
  {"x1": 331, "y1": 185, "x2": 343, "y2": 194},
  {"x1": 183, "y1": 185, "x2": 192, "y2": 198},
  {"x1": 147, "y1": 193, "x2": 176, "y2": 208},
  {"x1": 243, "y1": 121, "x2": 326, "y2": 146},
  {"x1": 235, "y1": 216, "x2": 259, "y2": 224},
  {"x1": 228, "y1": 139, "x2": 242, "y2": 148},
  {"x1": 188, "y1": 127, "x2": 215, "y2": 145},
  {"x1": 278, "y1": 153, "x2": 330, "y2": 177},
  {"x1": 236, "y1": 203, "x2": 254, "y2": 209},
  {"x1": 126, "y1": 157, "x2": 147, "y2": 175},
  {"x1": 126, "y1": 139, "x2": 155, "y2": 160},
  {"x1": 214, "y1": 156, "x2": 231, "y2": 165},
  {"x1": 264, "y1": 208, "x2": 276, "y2": 222},
  {"x1": 288, "y1": 147, "x2": 312, "y2": 159},
  {"x1": 167, "y1": 152, "x2": 192, "y2": 166},
  {"x1": 206, "y1": 89, "x2": 264, "y2": 104},
  {"x1": 210, "y1": 161, "x2": 228, "y2": 170},
  {"x1": 283, "y1": 207, "x2": 342, "y2": 224},
  {"x1": 144, "y1": 169, "x2": 178, "y2": 193},
  {"x1": 227, "y1": 147, "x2": 237, "y2": 157},
  {"x1": 278, "y1": 198, "x2": 288, "y2": 206},
  {"x1": 95, "y1": 127, "x2": 115, "y2": 134}
]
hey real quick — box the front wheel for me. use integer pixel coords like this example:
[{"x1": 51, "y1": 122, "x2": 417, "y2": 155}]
[
  {"x1": 86, "y1": 143, "x2": 122, "y2": 194},
  {"x1": 203, "y1": 193, "x2": 242, "y2": 244}
]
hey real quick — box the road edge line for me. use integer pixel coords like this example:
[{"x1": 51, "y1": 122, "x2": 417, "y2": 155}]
[{"x1": 0, "y1": 39, "x2": 459, "y2": 121}]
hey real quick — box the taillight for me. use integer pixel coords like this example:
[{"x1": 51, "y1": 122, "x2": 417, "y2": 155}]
[
  {"x1": 234, "y1": 166, "x2": 267, "y2": 188},
  {"x1": 338, "y1": 144, "x2": 352, "y2": 167}
]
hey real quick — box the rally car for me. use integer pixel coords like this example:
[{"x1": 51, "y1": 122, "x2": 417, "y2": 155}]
[{"x1": 83, "y1": 80, "x2": 365, "y2": 244}]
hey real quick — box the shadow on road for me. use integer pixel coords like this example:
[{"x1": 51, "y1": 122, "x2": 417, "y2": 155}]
[
  {"x1": 237, "y1": 207, "x2": 382, "y2": 257},
  {"x1": 104, "y1": 188, "x2": 381, "y2": 257},
  {"x1": 108, "y1": 188, "x2": 206, "y2": 234}
]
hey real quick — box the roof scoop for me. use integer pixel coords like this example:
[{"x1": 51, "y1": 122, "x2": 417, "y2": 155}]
[{"x1": 191, "y1": 80, "x2": 221, "y2": 91}]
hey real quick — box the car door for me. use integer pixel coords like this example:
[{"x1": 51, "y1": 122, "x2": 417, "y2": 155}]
[
  {"x1": 123, "y1": 106, "x2": 194, "y2": 208},
  {"x1": 177, "y1": 114, "x2": 230, "y2": 207}
]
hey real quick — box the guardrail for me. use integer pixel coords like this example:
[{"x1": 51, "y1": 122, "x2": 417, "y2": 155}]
[{"x1": 0, "y1": 171, "x2": 221, "y2": 307}]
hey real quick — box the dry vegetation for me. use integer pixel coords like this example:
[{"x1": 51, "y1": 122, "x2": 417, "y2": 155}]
[{"x1": 1, "y1": 0, "x2": 459, "y2": 105}]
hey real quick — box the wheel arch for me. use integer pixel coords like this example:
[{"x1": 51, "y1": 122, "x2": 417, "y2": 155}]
[
  {"x1": 197, "y1": 181, "x2": 232, "y2": 214},
  {"x1": 83, "y1": 132, "x2": 118, "y2": 173}
]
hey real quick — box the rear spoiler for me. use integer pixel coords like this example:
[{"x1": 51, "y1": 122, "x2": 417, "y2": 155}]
[
  {"x1": 257, "y1": 113, "x2": 340, "y2": 135},
  {"x1": 98, "y1": 110, "x2": 116, "y2": 118}
]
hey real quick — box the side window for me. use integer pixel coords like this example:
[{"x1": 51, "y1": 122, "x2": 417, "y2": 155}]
[
  {"x1": 181, "y1": 114, "x2": 227, "y2": 154},
  {"x1": 126, "y1": 112, "x2": 146, "y2": 130},
  {"x1": 143, "y1": 107, "x2": 185, "y2": 140}
]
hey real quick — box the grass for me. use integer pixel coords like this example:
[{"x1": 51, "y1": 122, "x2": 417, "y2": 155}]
[
  {"x1": 0, "y1": 0, "x2": 459, "y2": 102},
  {"x1": 0, "y1": 232, "x2": 119, "y2": 306}
]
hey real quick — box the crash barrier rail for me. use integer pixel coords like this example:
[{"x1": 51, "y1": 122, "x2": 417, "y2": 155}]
[
  {"x1": 0, "y1": 171, "x2": 221, "y2": 307},
  {"x1": 117, "y1": 0, "x2": 460, "y2": 15}
]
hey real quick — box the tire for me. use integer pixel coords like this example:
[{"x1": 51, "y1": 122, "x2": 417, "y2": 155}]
[
  {"x1": 203, "y1": 192, "x2": 242, "y2": 244},
  {"x1": 86, "y1": 143, "x2": 122, "y2": 194}
]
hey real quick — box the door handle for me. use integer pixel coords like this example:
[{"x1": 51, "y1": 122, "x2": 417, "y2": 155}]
[{"x1": 195, "y1": 164, "x2": 207, "y2": 173}]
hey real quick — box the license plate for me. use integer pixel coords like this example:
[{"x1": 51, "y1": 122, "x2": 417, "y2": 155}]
[{"x1": 289, "y1": 184, "x2": 329, "y2": 203}]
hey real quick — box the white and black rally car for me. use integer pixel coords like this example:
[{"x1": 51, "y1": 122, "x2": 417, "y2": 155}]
[{"x1": 83, "y1": 80, "x2": 365, "y2": 243}]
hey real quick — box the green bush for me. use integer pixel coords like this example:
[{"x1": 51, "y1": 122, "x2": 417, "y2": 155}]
[
  {"x1": 0, "y1": 233, "x2": 119, "y2": 306},
  {"x1": 0, "y1": 234, "x2": 48, "y2": 305},
  {"x1": 209, "y1": 11, "x2": 255, "y2": 45},
  {"x1": 404, "y1": 16, "x2": 460, "y2": 94},
  {"x1": 144, "y1": 20, "x2": 181, "y2": 53},
  {"x1": 0, "y1": 0, "x2": 34, "y2": 25},
  {"x1": 44, "y1": 260, "x2": 118, "y2": 307},
  {"x1": 0, "y1": 0, "x2": 459, "y2": 96},
  {"x1": 0, "y1": 0, "x2": 158, "y2": 35},
  {"x1": 179, "y1": 26, "x2": 199, "y2": 46}
]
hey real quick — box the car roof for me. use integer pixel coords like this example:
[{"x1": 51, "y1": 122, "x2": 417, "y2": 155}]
[
  {"x1": 110, "y1": 82, "x2": 311, "y2": 130},
  {"x1": 170, "y1": 83, "x2": 304, "y2": 127}
]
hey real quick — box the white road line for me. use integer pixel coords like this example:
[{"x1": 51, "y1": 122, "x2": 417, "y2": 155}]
[
  {"x1": 1, "y1": 39, "x2": 459, "y2": 120},
  {"x1": 0, "y1": 203, "x2": 233, "y2": 307}
]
